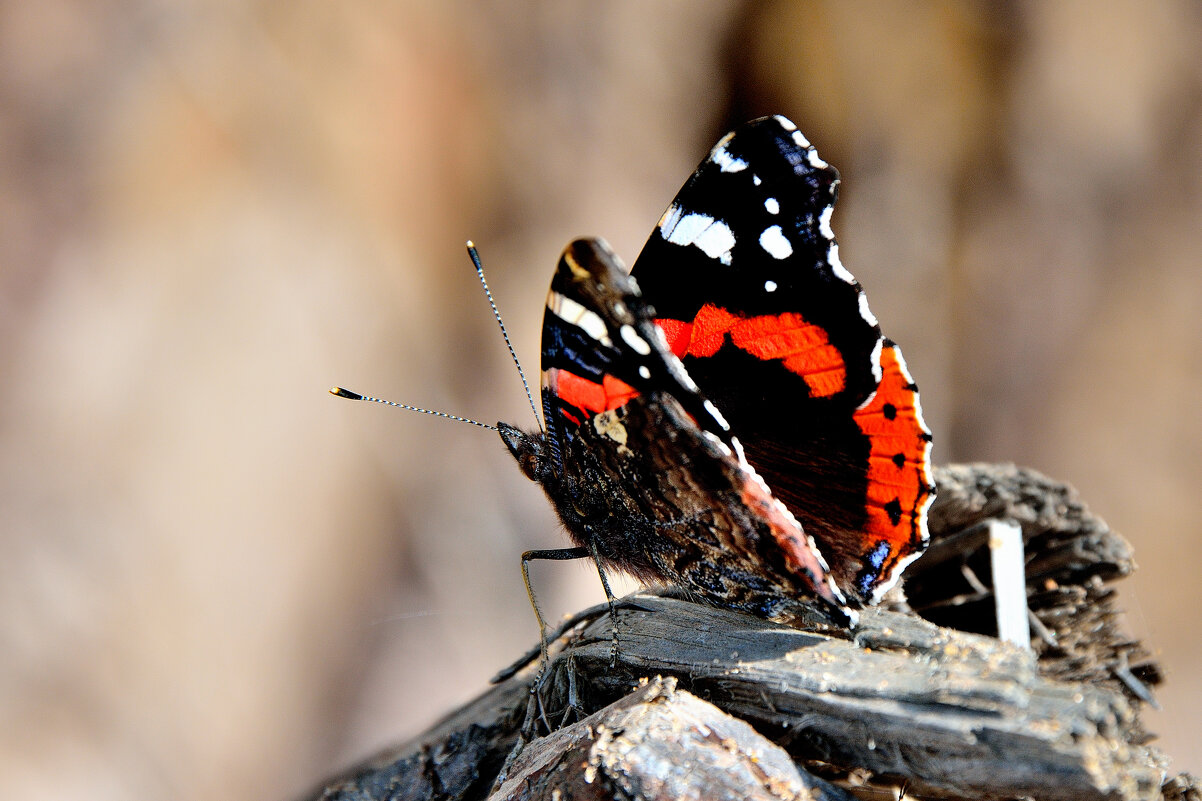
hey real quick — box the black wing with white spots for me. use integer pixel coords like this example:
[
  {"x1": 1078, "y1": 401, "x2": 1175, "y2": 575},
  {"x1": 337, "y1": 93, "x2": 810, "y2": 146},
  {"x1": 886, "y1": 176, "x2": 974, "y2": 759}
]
[{"x1": 630, "y1": 115, "x2": 934, "y2": 602}]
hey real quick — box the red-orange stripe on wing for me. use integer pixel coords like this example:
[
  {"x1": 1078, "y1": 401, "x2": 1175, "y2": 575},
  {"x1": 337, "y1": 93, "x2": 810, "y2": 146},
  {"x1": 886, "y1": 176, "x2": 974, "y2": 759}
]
[
  {"x1": 656, "y1": 318, "x2": 693, "y2": 358},
  {"x1": 657, "y1": 304, "x2": 846, "y2": 397},
  {"x1": 850, "y1": 342, "x2": 932, "y2": 590},
  {"x1": 552, "y1": 368, "x2": 640, "y2": 416}
]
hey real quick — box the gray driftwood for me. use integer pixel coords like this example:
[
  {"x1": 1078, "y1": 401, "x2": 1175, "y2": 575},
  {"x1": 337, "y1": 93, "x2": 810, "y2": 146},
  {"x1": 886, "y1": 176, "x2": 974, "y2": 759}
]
[{"x1": 312, "y1": 463, "x2": 1196, "y2": 801}]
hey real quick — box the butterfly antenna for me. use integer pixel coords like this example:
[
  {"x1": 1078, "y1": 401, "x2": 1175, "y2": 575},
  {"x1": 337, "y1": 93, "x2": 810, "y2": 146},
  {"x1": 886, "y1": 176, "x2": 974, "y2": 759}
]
[
  {"x1": 329, "y1": 386, "x2": 498, "y2": 431},
  {"x1": 466, "y1": 241, "x2": 542, "y2": 430}
]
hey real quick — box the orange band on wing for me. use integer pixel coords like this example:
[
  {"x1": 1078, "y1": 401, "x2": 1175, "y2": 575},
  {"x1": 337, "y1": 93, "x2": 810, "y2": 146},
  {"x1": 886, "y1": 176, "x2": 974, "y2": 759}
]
[
  {"x1": 656, "y1": 318, "x2": 694, "y2": 359},
  {"x1": 851, "y1": 343, "x2": 932, "y2": 582},
  {"x1": 686, "y1": 304, "x2": 738, "y2": 357},
  {"x1": 657, "y1": 304, "x2": 846, "y2": 397},
  {"x1": 553, "y1": 368, "x2": 639, "y2": 416}
]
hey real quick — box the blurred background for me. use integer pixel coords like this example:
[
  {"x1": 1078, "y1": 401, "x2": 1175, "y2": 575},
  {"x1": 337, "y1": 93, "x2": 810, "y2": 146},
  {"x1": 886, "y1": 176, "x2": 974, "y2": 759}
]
[{"x1": 2, "y1": 2, "x2": 1200, "y2": 798}]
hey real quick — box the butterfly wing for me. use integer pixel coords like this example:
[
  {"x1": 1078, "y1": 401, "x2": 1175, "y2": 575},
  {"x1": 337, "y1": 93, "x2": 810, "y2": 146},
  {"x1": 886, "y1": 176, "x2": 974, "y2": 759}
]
[
  {"x1": 630, "y1": 115, "x2": 935, "y2": 602},
  {"x1": 503, "y1": 237, "x2": 849, "y2": 620}
]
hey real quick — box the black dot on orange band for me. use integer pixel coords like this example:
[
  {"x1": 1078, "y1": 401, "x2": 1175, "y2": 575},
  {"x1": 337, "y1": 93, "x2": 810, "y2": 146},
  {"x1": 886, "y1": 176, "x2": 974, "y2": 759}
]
[
  {"x1": 883, "y1": 403, "x2": 897, "y2": 420},
  {"x1": 884, "y1": 498, "x2": 903, "y2": 526},
  {"x1": 892, "y1": 453, "x2": 906, "y2": 468}
]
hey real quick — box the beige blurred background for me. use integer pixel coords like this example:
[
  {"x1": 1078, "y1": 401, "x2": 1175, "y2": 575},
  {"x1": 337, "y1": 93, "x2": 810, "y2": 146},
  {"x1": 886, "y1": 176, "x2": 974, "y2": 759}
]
[{"x1": 2, "y1": 2, "x2": 1199, "y2": 799}]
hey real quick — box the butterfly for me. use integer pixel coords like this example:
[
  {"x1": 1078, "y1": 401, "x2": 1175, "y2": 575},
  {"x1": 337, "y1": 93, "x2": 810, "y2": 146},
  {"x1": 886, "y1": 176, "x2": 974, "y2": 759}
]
[{"x1": 499, "y1": 115, "x2": 935, "y2": 626}]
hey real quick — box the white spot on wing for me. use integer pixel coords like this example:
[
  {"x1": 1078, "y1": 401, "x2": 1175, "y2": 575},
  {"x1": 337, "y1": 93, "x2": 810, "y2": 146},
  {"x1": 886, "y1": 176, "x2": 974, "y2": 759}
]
[
  {"x1": 620, "y1": 324, "x2": 651, "y2": 355},
  {"x1": 791, "y1": 130, "x2": 812, "y2": 149},
  {"x1": 828, "y1": 243, "x2": 855, "y2": 283},
  {"x1": 703, "y1": 430, "x2": 733, "y2": 457},
  {"x1": 819, "y1": 206, "x2": 835, "y2": 240},
  {"x1": 752, "y1": 175, "x2": 762, "y2": 186},
  {"x1": 666, "y1": 353, "x2": 699, "y2": 392},
  {"x1": 549, "y1": 293, "x2": 612, "y2": 346},
  {"x1": 764, "y1": 280, "x2": 777, "y2": 292},
  {"x1": 773, "y1": 115, "x2": 797, "y2": 132},
  {"x1": 868, "y1": 337, "x2": 884, "y2": 384},
  {"x1": 710, "y1": 136, "x2": 748, "y2": 173},
  {"x1": 695, "y1": 220, "x2": 736, "y2": 265},
  {"x1": 807, "y1": 150, "x2": 829, "y2": 170},
  {"x1": 858, "y1": 292, "x2": 879, "y2": 327},
  {"x1": 638, "y1": 365, "x2": 651, "y2": 380},
  {"x1": 657, "y1": 203, "x2": 684, "y2": 238},
  {"x1": 702, "y1": 399, "x2": 730, "y2": 431},
  {"x1": 759, "y1": 225, "x2": 793, "y2": 259},
  {"x1": 730, "y1": 436, "x2": 746, "y2": 462},
  {"x1": 764, "y1": 197, "x2": 779, "y2": 215},
  {"x1": 660, "y1": 206, "x2": 736, "y2": 265}
]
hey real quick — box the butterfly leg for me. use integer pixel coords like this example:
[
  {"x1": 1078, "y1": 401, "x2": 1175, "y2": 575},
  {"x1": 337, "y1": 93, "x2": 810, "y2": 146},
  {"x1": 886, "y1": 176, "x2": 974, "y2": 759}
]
[
  {"x1": 521, "y1": 547, "x2": 590, "y2": 675},
  {"x1": 586, "y1": 542, "x2": 621, "y2": 667}
]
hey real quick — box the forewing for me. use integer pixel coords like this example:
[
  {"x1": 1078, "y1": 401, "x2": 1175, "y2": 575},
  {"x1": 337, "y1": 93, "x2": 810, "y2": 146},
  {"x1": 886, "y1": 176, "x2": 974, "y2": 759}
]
[{"x1": 629, "y1": 115, "x2": 934, "y2": 602}]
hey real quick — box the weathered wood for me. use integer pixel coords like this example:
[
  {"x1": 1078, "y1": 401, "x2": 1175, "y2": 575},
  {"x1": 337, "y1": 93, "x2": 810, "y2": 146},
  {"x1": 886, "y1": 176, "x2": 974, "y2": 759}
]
[
  {"x1": 532, "y1": 594, "x2": 1162, "y2": 801},
  {"x1": 311, "y1": 463, "x2": 1188, "y2": 801},
  {"x1": 490, "y1": 676, "x2": 854, "y2": 801},
  {"x1": 315, "y1": 594, "x2": 1170, "y2": 801},
  {"x1": 912, "y1": 464, "x2": 1158, "y2": 706}
]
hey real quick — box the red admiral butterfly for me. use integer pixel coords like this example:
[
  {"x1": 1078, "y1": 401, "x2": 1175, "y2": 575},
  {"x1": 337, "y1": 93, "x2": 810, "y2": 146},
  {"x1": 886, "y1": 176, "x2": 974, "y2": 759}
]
[{"x1": 500, "y1": 115, "x2": 934, "y2": 625}]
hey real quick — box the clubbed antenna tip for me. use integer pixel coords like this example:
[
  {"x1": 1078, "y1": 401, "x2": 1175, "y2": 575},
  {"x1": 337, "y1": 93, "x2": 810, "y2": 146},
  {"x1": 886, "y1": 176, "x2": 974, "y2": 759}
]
[
  {"x1": 329, "y1": 385, "x2": 498, "y2": 431},
  {"x1": 465, "y1": 240, "x2": 542, "y2": 430}
]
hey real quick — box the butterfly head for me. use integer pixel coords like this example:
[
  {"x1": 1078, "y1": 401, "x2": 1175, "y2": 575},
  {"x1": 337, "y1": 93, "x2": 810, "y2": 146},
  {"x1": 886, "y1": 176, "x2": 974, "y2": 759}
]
[{"x1": 498, "y1": 422, "x2": 546, "y2": 484}]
